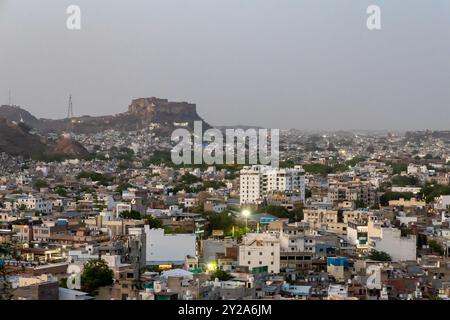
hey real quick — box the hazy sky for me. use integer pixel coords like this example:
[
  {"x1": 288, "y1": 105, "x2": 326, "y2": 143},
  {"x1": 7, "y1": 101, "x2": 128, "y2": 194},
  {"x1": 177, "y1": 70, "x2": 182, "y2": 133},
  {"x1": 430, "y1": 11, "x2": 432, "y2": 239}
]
[{"x1": 0, "y1": 0, "x2": 449, "y2": 130}]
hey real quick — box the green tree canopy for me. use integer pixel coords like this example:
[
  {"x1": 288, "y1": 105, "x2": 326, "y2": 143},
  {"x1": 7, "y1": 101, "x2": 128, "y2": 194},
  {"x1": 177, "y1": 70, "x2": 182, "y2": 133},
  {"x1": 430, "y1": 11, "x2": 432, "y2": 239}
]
[
  {"x1": 391, "y1": 175, "x2": 419, "y2": 187},
  {"x1": 33, "y1": 179, "x2": 49, "y2": 190},
  {"x1": 428, "y1": 240, "x2": 444, "y2": 256},
  {"x1": 368, "y1": 250, "x2": 392, "y2": 261},
  {"x1": 420, "y1": 184, "x2": 450, "y2": 203},
  {"x1": 379, "y1": 191, "x2": 414, "y2": 206},
  {"x1": 81, "y1": 259, "x2": 114, "y2": 296},
  {"x1": 119, "y1": 210, "x2": 142, "y2": 220},
  {"x1": 146, "y1": 216, "x2": 163, "y2": 229},
  {"x1": 210, "y1": 270, "x2": 233, "y2": 281}
]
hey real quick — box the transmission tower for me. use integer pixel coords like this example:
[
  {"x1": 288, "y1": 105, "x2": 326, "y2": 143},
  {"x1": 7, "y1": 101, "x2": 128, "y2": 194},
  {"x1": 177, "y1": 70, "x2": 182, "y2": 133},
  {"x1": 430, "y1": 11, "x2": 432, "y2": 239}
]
[{"x1": 67, "y1": 95, "x2": 74, "y2": 119}]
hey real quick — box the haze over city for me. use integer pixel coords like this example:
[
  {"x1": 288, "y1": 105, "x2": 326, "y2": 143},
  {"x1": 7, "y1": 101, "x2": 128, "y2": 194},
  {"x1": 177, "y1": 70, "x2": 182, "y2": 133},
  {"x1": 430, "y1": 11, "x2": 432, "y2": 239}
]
[{"x1": 0, "y1": 0, "x2": 449, "y2": 130}]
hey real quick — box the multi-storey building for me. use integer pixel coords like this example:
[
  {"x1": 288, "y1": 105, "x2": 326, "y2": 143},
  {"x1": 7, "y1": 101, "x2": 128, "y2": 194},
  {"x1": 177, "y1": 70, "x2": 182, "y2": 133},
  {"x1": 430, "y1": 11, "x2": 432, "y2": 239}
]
[
  {"x1": 13, "y1": 194, "x2": 53, "y2": 214},
  {"x1": 239, "y1": 165, "x2": 305, "y2": 205},
  {"x1": 328, "y1": 181, "x2": 377, "y2": 207},
  {"x1": 238, "y1": 232, "x2": 280, "y2": 274}
]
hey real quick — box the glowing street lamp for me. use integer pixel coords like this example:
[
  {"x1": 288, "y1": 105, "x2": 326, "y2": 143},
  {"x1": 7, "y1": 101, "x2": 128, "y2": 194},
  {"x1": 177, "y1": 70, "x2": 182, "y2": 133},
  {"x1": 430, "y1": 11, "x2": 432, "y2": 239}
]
[
  {"x1": 207, "y1": 262, "x2": 217, "y2": 272},
  {"x1": 242, "y1": 209, "x2": 250, "y2": 231}
]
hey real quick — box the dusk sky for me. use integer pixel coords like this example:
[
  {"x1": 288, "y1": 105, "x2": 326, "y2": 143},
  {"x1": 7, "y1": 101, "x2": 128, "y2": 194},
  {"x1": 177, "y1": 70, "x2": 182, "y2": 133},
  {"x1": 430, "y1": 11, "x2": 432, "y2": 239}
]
[{"x1": 0, "y1": 0, "x2": 449, "y2": 130}]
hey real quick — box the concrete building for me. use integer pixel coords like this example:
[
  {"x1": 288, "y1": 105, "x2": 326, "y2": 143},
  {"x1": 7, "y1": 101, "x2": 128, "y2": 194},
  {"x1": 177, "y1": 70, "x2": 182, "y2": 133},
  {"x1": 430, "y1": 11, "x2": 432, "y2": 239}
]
[
  {"x1": 14, "y1": 194, "x2": 53, "y2": 214},
  {"x1": 238, "y1": 233, "x2": 280, "y2": 274},
  {"x1": 370, "y1": 227, "x2": 416, "y2": 261},
  {"x1": 435, "y1": 195, "x2": 450, "y2": 211},
  {"x1": 239, "y1": 165, "x2": 305, "y2": 205}
]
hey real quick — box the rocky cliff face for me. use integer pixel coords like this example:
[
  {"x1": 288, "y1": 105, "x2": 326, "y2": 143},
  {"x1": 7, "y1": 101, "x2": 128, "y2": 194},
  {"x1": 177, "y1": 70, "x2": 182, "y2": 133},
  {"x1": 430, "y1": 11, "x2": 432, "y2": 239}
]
[{"x1": 128, "y1": 97, "x2": 204, "y2": 123}]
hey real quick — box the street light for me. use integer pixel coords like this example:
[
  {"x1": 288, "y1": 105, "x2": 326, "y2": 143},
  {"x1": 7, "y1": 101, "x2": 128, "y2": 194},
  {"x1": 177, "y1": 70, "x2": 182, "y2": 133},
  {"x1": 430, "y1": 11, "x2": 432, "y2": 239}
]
[{"x1": 242, "y1": 209, "x2": 250, "y2": 231}]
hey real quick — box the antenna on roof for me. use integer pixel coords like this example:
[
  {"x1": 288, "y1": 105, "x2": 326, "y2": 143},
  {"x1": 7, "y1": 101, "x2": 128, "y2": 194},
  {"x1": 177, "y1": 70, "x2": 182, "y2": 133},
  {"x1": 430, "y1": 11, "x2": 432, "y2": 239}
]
[{"x1": 8, "y1": 89, "x2": 12, "y2": 106}]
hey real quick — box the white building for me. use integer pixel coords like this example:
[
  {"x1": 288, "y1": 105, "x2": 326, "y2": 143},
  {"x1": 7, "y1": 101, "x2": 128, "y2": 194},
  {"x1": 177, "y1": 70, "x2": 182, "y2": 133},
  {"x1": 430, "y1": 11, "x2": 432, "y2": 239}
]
[
  {"x1": 144, "y1": 227, "x2": 196, "y2": 265},
  {"x1": 15, "y1": 194, "x2": 53, "y2": 214},
  {"x1": 407, "y1": 164, "x2": 428, "y2": 175},
  {"x1": 435, "y1": 195, "x2": 450, "y2": 211},
  {"x1": 238, "y1": 233, "x2": 280, "y2": 274},
  {"x1": 327, "y1": 284, "x2": 348, "y2": 300},
  {"x1": 279, "y1": 226, "x2": 315, "y2": 254},
  {"x1": 370, "y1": 227, "x2": 416, "y2": 261},
  {"x1": 239, "y1": 165, "x2": 305, "y2": 205}
]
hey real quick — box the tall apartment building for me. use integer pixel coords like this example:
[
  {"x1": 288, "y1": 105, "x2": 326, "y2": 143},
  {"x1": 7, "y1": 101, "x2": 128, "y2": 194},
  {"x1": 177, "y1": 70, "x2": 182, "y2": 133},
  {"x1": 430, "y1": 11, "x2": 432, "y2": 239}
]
[{"x1": 239, "y1": 165, "x2": 305, "y2": 205}]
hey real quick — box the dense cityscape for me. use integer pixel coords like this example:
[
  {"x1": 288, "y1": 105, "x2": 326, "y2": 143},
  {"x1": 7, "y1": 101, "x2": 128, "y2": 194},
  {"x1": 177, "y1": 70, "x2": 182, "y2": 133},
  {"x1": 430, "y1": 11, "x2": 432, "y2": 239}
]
[
  {"x1": 1, "y1": 2, "x2": 450, "y2": 313},
  {"x1": 0, "y1": 99, "x2": 449, "y2": 301}
]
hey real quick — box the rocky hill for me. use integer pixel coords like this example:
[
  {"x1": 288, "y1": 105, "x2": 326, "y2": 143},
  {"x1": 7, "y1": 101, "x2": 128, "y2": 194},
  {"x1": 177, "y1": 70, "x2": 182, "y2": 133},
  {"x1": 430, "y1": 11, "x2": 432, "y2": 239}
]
[
  {"x1": 0, "y1": 117, "x2": 47, "y2": 157},
  {"x1": 0, "y1": 97, "x2": 210, "y2": 134},
  {"x1": 0, "y1": 117, "x2": 90, "y2": 159},
  {"x1": 48, "y1": 134, "x2": 90, "y2": 159},
  {"x1": 0, "y1": 105, "x2": 41, "y2": 128}
]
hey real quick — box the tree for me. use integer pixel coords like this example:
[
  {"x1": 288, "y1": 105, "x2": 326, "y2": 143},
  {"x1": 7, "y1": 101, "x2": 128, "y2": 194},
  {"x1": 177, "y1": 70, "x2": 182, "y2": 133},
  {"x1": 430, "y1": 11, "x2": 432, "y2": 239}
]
[
  {"x1": 391, "y1": 175, "x2": 419, "y2": 187},
  {"x1": 420, "y1": 184, "x2": 450, "y2": 203},
  {"x1": 33, "y1": 179, "x2": 49, "y2": 190},
  {"x1": 387, "y1": 162, "x2": 407, "y2": 175},
  {"x1": 290, "y1": 206, "x2": 304, "y2": 221},
  {"x1": 119, "y1": 210, "x2": 142, "y2": 220},
  {"x1": 428, "y1": 240, "x2": 444, "y2": 256},
  {"x1": 257, "y1": 205, "x2": 290, "y2": 218},
  {"x1": 210, "y1": 270, "x2": 233, "y2": 281},
  {"x1": 81, "y1": 259, "x2": 114, "y2": 295},
  {"x1": 368, "y1": 250, "x2": 391, "y2": 261},
  {"x1": 115, "y1": 183, "x2": 132, "y2": 193},
  {"x1": 305, "y1": 188, "x2": 312, "y2": 199},
  {"x1": 180, "y1": 173, "x2": 202, "y2": 184},
  {"x1": 379, "y1": 191, "x2": 414, "y2": 206},
  {"x1": 302, "y1": 164, "x2": 333, "y2": 176},
  {"x1": 207, "y1": 212, "x2": 234, "y2": 235},
  {"x1": 77, "y1": 171, "x2": 112, "y2": 185},
  {"x1": 54, "y1": 186, "x2": 67, "y2": 197},
  {"x1": 146, "y1": 216, "x2": 163, "y2": 229}
]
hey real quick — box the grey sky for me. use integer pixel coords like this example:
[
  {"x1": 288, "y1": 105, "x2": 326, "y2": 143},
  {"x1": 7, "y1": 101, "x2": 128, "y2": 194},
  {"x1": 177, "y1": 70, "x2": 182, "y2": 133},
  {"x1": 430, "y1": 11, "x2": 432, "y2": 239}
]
[{"x1": 0, "y1": 0, "x2": 449, "y2": 130}]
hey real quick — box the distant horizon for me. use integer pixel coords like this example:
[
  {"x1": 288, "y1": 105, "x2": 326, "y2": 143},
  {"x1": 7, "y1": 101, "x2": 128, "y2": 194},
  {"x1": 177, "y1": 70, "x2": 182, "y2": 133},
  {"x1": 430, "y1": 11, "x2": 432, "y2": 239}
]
[{"x1": 0, "y1": 101, "x2": 448, "y2": 134}]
